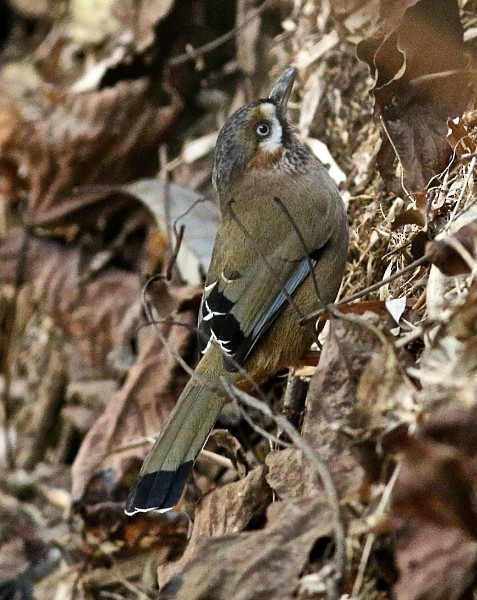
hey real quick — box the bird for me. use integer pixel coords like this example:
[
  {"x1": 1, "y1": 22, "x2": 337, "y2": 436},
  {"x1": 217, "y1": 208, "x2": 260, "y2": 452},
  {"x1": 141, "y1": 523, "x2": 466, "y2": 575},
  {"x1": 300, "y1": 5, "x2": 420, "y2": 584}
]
[{"x1": 125, "y1": 67, "x2": 349, "y2": 514}]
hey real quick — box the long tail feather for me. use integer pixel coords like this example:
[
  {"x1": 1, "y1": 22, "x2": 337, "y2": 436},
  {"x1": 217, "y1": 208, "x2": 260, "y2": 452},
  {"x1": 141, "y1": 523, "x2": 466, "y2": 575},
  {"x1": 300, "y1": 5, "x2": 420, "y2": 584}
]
[{"x1": 125, "y1": 380, "x2": 227, "y2": 514}]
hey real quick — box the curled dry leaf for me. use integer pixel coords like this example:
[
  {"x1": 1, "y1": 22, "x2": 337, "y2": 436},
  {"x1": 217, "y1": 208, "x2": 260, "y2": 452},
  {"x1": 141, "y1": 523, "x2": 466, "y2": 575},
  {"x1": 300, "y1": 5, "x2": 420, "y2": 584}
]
[
  {"x1": 426, "y1": 204, "x2": 477, "y2": 320},
  {"x1": 357, "y1": 0, "x2": 470, "y2": 195},
  {"x1": 426, "y1": 221, "x2": 477, "y2": 276},
  {"x1": 124, "y1": 178, "x2": 220, "y2": 281}
]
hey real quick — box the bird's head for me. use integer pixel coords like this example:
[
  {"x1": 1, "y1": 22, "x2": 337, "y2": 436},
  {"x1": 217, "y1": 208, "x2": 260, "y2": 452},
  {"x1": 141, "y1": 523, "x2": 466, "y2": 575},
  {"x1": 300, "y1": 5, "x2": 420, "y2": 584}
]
[{"x1": 212, "y1": 67, "x2": 303, "y2": 193}]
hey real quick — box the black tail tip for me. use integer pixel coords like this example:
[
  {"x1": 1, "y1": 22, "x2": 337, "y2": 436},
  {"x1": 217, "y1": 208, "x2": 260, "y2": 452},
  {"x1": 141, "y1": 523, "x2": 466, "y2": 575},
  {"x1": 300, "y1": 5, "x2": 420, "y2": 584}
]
[{"x1": 124, "y1": 461, "x2": 194, "y2": 515}]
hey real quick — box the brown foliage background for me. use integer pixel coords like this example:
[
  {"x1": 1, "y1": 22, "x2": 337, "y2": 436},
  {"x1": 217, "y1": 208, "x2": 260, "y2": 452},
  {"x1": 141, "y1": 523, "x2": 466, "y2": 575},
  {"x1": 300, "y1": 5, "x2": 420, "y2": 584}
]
[{"x1": 1, "y1": 1, "x2": 477, "y2": 599}]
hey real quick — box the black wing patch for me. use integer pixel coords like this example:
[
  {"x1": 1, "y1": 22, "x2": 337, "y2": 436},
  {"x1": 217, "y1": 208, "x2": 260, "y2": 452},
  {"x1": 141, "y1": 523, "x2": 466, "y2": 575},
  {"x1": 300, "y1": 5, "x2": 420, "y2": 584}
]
[
  {"x1": 198, "y1": 282, "x2": 245, "y2": 359},
  {"x1": 198, "y1": 246, "x2": 325, "y2": 371}
]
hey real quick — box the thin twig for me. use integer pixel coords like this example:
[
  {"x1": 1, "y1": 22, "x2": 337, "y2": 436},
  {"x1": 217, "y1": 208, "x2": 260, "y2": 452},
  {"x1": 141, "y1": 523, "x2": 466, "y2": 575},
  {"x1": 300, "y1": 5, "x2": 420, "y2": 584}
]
[
  {"x1": 300, "y1": 255, "x2": 429, "y2": 325},
  {"x1": 379, "y1": 115, "x2": 414, "y2": 203},
  {"x1": 221, "y1": 380, "x2": 347, "y2": 599},
  {"x1": 351, "y1": 464, "x2": 401, "y2": 598},
  {"x1": 166, "y1": 224, "x2": 185, "y2": 281},
  {"x1": 232, "y1": 393, "x2": 291, "y2": 450},
  {"x1": 273, "y1": 196, "x2": 324, "y2": 307},
  {"x1": 167, "y1": 0, "x2": 275, "y2": 67}
]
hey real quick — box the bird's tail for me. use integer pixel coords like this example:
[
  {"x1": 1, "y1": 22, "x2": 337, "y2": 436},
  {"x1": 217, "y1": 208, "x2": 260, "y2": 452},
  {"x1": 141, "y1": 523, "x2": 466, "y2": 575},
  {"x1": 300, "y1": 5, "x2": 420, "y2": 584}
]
[{"x1": 125, "y1": 370, "x2": 229, "y2": 514}]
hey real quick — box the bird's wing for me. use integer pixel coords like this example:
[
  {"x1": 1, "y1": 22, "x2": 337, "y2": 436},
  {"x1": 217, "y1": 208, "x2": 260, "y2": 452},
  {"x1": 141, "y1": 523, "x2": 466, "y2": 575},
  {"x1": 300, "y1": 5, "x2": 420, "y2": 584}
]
[
  {"x1": 199, "y1": 246, "x2": 329, "y2": 370},
  {"x1": 197, "y1": 219, "x2": 330, "y2": 369}
]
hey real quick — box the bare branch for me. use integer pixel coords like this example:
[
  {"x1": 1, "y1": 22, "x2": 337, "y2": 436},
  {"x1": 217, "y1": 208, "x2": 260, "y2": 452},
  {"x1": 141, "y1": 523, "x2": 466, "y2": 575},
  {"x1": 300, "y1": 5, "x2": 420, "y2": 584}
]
[
  {"x1": 300, "y1": 255, "x2": 429, "y2": 326},
  {"x1": 167, "y1": 0, "x2": 276, "y2": 67}
]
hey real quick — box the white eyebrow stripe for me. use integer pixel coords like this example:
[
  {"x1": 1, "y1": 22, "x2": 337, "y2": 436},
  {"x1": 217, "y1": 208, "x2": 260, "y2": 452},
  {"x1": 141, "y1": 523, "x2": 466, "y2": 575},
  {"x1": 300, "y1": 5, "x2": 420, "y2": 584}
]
[{"x1": 256, "y1": 104, "x2": 282, "y2": 153}]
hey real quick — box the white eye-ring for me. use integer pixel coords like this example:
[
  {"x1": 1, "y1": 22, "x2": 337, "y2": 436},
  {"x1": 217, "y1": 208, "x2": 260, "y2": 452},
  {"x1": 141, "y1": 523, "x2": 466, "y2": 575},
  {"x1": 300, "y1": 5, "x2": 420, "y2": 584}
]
[{"x1": 256, "y1": 122, "x2": 270, "y2": 137}]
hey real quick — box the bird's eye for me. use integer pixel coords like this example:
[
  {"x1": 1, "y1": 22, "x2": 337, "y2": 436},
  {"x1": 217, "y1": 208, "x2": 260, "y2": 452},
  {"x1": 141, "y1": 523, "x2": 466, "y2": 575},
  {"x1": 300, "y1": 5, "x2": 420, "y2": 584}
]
[{"x1": 256, "y1": 122, "x2": 270, "y2": 137}]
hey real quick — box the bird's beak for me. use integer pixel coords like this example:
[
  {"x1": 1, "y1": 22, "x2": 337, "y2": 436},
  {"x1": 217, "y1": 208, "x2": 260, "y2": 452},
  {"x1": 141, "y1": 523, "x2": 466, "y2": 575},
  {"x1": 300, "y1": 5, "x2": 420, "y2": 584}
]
[{"x1": 268, "y1": 66, "x2": 297, "y2": 117}]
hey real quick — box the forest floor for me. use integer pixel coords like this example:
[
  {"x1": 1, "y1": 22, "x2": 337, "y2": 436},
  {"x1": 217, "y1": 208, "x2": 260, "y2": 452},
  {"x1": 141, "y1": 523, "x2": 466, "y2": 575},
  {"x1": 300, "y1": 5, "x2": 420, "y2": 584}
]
[{"x1": 1, "y1": 1, "x2": 477, "y2": 599}]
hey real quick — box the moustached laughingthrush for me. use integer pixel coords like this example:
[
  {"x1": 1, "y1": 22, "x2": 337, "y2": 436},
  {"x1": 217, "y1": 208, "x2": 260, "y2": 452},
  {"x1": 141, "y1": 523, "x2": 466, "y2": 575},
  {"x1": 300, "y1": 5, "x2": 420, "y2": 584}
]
[{"x1": 125, "y1": 67, "x2": 349, "y2": 514}]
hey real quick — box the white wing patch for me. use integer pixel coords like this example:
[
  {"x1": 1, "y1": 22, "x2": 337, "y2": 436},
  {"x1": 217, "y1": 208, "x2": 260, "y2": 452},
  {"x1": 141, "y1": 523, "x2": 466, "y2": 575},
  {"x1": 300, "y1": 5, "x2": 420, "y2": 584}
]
[
  {"x1": 200, "y1": 329, "x2": 233, "y2": 355},
  {"x1": 200, "y1": 279, "x2": 233, "y2": 355}
]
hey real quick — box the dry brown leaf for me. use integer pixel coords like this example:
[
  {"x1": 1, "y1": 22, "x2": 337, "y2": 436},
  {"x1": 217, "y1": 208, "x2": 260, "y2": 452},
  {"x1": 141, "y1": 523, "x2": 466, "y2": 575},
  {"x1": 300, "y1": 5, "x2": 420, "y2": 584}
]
[
  {"x1": 393, "y1": 401, "x2": 477, "y2": 539},
  {"x1": 71, "y1": 288, "x2": 200, "y2": 501},
  {"x1": 302, "y1": 317, "x2": 382, "y2": 494},
  {"x1": 160, "y1": 498, "x2": 333, "y2": 600},
  {"x1": 426, "y1": 204, "x2": 477, "y2": 320},
  {"x1": 266, "y1": 447, "x2": 324, "y2": 502},
  {"x1": 391, "y1": 207, "x2": 427, "y2": 230},
  {"x1": 357, "y1": 341, "x2": 417, "y2": 431},
  {"x1": 158, "y1": 465, "x2": 272, "y2": 584},
  {"x1": 393, "y1": 435, "x2": 477, "y2": 537},
  {"x1": 394, "y1": 518, "x2": 477, "y2": 600},
  {"x1": 357, "y1": 0, "x2": 470, "y2": 194},
  {"x1": 419, "y1": 282, "x2": 477, "y2": 409},
  {"x1": 75, "y1": 493, "x2": 189, "y2": 557},
  {"x1": 426, "y1": 221, "x2": 477, "y2": 276},
  {"x1": 0, "y1": 228, "x2": 141, "y2": 378},
  {"x1": 25, "y1": 79, "x2": 182, "y2": 224},
  {"x1": 447, "y1": 117, "x2": 477, "y2": 158}
]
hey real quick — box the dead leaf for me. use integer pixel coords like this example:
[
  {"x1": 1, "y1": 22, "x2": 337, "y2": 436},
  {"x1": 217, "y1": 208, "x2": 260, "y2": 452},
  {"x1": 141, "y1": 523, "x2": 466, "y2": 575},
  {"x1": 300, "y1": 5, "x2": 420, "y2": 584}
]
[
  {"x1": 266, "y1": 448, "x2": 312, "y2": 502},
  {"x1": 24, "y1": 79, "x2": 182, "y2": 224},
  {"x1": 447, "y1": 117, "x2": 476, "y2": 158},
  {"x1": 426, "y1": 204, "x2": 477, "y2": 320},
  {"x1": 357, "y1": 0, "x2": 470, "y2": 194},
  {"x1": 0, "y1": 228, "x2": 141, "y2": 378},
  {"x1": 393, "y1": 517, "x2": 477, "y2": 600},
  {"x1": 75, "y1": 490, "x2": 189, "y2": 556},
  {"x1": 393, "y1": 435, "x2": 477, "y2": 538},
  {"x1": 391, "y1": 207, "x2": 427, "y2": 229},
  {"x1": 302, "y1": 316, "x2": 381, "y2": 494},
  {"x1": 426, "y1": 221, "x2": 477, "y2": 276},
  {"x1": 160, "y1": 499, "x2": 333, "y2": 600},
  {"x1": 71, "y1": 288, "x2": 200, "y2": 501},
  {"x1": 158, "y1": 465, "x2": 272, "y2": 583},
  {"x1": 357, "y1": 341, "x2": 417, "y2": 431},
  {"x1": 123, "y1": 178, "x2": 220, "y2": 281}
]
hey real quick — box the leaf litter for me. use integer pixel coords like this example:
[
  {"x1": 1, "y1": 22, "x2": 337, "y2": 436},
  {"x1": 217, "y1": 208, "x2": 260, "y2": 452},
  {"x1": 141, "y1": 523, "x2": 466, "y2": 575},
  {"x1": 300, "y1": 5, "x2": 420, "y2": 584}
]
[{"x1": 1, "y1": 0, "x2": 477, "y2": 599}]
